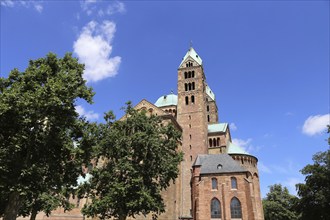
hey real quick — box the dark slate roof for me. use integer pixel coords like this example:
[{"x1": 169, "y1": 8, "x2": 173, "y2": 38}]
[{"x1": 193, "y1": 154, "x2": 247, "y2": 174}]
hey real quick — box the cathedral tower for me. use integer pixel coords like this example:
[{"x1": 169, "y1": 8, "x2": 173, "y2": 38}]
[{"x1": 176, "y1": 47, "x2": 209, "y2": 218}]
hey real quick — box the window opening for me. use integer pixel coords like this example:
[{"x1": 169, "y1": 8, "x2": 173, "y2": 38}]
[
  {"x1": 191, "y1": 95, "x2": 195, "y2": 103},
  {"x1": 212, "y1": 178, "x2": 218, "y2": 190},
  {"x1": 211, "y1": 198, "x2": 221, "y2": 218},
  {"x1": 185, "y1": 96, "x2": 189, "y2": 105},
  {"x1": 231, "y1": 177, "x2": 237, "y2": 189},
  {"x1": 230, "y1": 197, "x2": 242, "y2": 218}
]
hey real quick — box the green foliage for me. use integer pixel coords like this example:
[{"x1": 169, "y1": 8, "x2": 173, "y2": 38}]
[
  {"x1": 263, "y1": 184, "x2": 299, "y2": 220},
  {"x1": 81, "y1": 102, "x2": 183, "y2": 220},
  {"x1": 0, "y1": 53, "x2": 95, "y2": 219},
  {"x1": 296, "y1": 149, "x2": 330, "y2": 220}
]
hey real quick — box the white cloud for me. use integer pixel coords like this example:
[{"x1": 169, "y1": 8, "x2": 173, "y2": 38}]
[
  {"x1": 229, "y1": 123, "x2": 237, "y2": 131},
  {"x1": 105, "y1": 1, "x2": 126, "y2": 15},
  {"x1": 34, "y1": 3, "x2": 43, "y2": 13},
  {"x1": 81, "y1": 0, "x2": 126, "y2": 16},
  {"x1": 73, "y1": 20, "x2": 121, "y2": 82},
  {"x1": 258, "y1": 161, "x2": 272, "y2": 174},
  {"x1": 302, "y1": 114, "x2": 329, "y2": 136},
  {"x1": 1, "y1": 0, "x2": 43, "y2": 13},
  {"x1": 1, "y1": 0, "x2": 14, "y2": 7},
  {"x1": 76, "y1": 105, "x2": 99, "y2": 121},
  {"x1": 232, "y1": 138, "x2": 252, "y2": 153}
]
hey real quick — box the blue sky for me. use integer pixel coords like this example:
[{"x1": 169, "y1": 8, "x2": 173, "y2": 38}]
[{"x1": 1, "y1": 0, "x2": 329, "y2": 197}]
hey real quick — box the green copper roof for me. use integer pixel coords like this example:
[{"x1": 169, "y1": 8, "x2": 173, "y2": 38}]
[
  {"x1": 206, "y1": 84, "x2": 215, "y2": 101},
  {"x1": 227, "y1": 141, "x2": 250, "y2": 155},
  {"x1": 208, "y1": 123, "x2": 228, "y2": 133},
  {"x1": 155, "y1": 93, "x2": 178, "y2": 107},
  {"x1": 179, "y1": 47, "x2": 203, "y2": 67}
]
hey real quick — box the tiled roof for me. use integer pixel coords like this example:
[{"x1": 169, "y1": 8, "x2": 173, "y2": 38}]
[{"x1": 193, "y1": 154, "x2": 246, "y2": 174}]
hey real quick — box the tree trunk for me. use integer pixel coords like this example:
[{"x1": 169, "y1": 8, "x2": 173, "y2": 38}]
[
  {"x1": 30, "y1": 207, "x2": 38, "y2": 220},
  {"x1": 118, "y1": 215, "x2": 126, "y2": 220},
  {"x1": 3, "y1": 191, "x2": 21, "y2": 220}
]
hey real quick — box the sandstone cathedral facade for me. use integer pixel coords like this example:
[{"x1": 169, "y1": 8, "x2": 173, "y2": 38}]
[
  {"x1": 131, "y1": 47, "x2": 264, "y2": 220},
  {"x1": 41, "y1": 47, "x2": 264, "y2": 220}
]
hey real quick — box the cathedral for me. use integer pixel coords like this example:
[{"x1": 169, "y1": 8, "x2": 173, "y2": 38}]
[
  {"x1": 32, "y1": 47, "x2": 264, "y2": 220},
  {"x1": 132, "y1": 47, "x2": 264, "y2": 220}
]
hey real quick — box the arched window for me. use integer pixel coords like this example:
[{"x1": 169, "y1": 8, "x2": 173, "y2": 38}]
[
  {"x1": 230, "y1": 197, "x2": 242, "y2": 218},
  {"x1": 231, "y1": 177, "x2": 237, "y2": 189},
  {"x1": 184, "y1": 72, "x2": 188, "y2": 78},
  {"x1": 217, "y1": 138, "x2": 220, "y2": 146},
  {"x1": 213, "y1": 138, "x2": 216, "y2": 147},
  {"x1": 207, "y1": 115, "x2": 210, "y2": 122},
  {"x1": 185, "y1": 96, "x2": 189, "y2": 105},
  {"x1": 185, "y1": 83, "x2": 188, "y2": 91},
  {"x1": 211, "y1": 198, "x2": 221, "y2": 218},
  {"x1": 211, "y1": 178, "x2": 218, "y2": 190},
  {"x1": 209, "y1": 139, "x2": 212, "y2": 147},
  {"x1": 192, "y1": 82, "x2": 195, "y2": 90},
  {"x1": 207, "y1": 105, "x2": 210, "y2": 112},
  {"x1": 188, "y1": 71, "x2": 191, "y2": 78},
  {"x1": 192, "y1": 71, "x2": 195, "y2": 78},
  {"x1": 191, "y1": 95, "x2": 195, "y2": 103},
  {"x1": 186, "y1": 63, "x2": 188, "y2": 67},
  {"x1": 188, "y1": 83, "x2": 192, "y2": 91}
]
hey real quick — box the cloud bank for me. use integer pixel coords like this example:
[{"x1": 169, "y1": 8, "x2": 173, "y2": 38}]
[
  {"x1": 73, "y1": 20, "x2": 121, "y2": 82},
  {"x1": 302, "y1": 114, "x2": 329, "y2": 136}
]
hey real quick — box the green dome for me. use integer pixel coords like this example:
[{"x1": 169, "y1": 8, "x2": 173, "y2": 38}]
[
  {"x1": 155, "y1": 94, "x2": 178, "y2": 107},
  {"x1": 227, "y1": 141, "x2": 250, "y2": 155}
]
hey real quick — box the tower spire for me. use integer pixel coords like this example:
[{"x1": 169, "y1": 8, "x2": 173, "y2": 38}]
[{"x1": 189, "y1": 40, "x2": 193, "y2": 49}]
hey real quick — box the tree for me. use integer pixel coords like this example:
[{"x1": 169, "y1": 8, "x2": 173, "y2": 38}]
[
  {"x1": 296, "y1": 126, "x2": 330, "y2": 220},
  {"x1": 80, "y1": 103, "x2": 183, "y2": 220},
  {"x1": 0, "y1": 53, "x2": 95, "y2": 220},
  {"x1": 263, "y1": 184, "x2": 299, "y2": 220}
]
